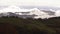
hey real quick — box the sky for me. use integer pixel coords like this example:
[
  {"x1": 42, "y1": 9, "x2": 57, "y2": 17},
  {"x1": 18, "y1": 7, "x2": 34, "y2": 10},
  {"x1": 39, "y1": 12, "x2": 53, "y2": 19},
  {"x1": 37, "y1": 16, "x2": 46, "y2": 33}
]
[{"x1": 0, "y1": 0, "x2": 60, "y2": 7}]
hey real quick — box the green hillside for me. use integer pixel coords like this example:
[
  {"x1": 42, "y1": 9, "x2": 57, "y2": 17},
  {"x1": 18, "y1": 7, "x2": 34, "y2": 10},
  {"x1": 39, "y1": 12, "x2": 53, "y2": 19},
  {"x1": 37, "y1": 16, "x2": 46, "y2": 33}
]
[{"x1": 0, "y1": 16, "x2": 57, "y2": 34}]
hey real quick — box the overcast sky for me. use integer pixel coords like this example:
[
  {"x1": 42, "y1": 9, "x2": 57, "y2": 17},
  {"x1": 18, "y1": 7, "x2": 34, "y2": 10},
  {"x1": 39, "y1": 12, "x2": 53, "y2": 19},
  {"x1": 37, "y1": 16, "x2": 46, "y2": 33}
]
[{"x1": 0, "y1": 0, "x2": 60, "y2": 7}]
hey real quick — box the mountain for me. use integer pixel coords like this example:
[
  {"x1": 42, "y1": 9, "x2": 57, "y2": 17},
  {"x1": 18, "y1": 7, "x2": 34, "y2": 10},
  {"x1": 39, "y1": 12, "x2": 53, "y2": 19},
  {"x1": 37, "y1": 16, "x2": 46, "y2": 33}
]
[
  {"x1": 19, "y1": 6, "x2": 60, "y2": 10},
  {"x1": 0, "y1": 5, "x2": 60, "y2": 19},
  {"x1": 41, "y1": 10, "x2": 55, "y2": 15},
  {"x1": 0, "y1": 12, "x2": 18, "y2": 17}
]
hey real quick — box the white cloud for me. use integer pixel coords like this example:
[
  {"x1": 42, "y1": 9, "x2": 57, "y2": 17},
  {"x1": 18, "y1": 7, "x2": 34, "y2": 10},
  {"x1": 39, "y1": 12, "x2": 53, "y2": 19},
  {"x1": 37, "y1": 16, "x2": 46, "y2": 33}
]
[{"x1": 0, "y1": 5, "x2": 60, "y2": 19}]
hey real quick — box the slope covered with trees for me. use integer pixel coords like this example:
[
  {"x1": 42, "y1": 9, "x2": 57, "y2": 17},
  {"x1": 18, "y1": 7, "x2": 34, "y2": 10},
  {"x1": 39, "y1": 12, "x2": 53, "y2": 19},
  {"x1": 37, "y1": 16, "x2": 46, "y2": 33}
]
[{"x1": 0, "y1": 16, "x2": 58, "y2": 34}]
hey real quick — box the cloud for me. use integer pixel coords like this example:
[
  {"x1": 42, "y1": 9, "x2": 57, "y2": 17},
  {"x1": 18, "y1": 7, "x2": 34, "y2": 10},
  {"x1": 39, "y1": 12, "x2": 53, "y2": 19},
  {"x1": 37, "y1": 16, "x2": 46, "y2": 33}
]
[
  {"x1": 55, "y1": 10, "x2": 60, "y2": 16},
  {"x1": 0, "y1": 5, "x2": 60, "y2": 19}
]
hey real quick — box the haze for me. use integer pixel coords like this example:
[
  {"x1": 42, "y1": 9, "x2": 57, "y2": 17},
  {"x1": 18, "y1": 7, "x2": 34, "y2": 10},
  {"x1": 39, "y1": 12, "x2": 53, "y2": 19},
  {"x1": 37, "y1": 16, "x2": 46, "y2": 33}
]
[{"x1": 0, "y1": 0, "x2": 60, "y2": 7}]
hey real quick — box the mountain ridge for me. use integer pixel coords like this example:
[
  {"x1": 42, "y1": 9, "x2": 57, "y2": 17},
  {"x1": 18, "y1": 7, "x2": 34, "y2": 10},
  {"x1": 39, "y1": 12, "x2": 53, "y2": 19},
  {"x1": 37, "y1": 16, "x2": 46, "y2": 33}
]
[{"x1": 0, "y1": 5, "x2": 60, "y2": 19}]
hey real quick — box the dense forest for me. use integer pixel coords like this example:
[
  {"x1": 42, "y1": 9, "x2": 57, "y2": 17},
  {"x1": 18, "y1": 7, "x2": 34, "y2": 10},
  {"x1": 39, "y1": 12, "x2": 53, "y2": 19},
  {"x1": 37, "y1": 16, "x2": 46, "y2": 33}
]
[{"x1": 0, "y1": 16, "x2": 58, "y2": 34}]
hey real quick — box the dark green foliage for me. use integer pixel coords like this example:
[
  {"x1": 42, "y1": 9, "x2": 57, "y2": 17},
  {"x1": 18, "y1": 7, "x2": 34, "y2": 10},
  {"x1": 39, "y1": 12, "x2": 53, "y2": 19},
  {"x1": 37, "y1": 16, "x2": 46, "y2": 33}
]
[{"x1": 0, "y1": 17, "x2": 58, "y2": 34}]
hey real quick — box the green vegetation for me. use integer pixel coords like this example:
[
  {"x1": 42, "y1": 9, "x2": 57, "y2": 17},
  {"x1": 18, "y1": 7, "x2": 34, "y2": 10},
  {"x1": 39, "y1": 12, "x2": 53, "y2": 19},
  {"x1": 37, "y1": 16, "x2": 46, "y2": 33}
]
[{"x1": 0, "y1": 16, "x2": 58, "y2": 34}]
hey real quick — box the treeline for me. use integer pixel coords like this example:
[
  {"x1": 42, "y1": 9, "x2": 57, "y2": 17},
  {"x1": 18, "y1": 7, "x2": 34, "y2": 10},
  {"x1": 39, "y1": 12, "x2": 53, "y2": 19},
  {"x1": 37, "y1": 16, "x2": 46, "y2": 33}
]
[{"x1": 0, "y1": 16, "x2": 59, "y2": 34}]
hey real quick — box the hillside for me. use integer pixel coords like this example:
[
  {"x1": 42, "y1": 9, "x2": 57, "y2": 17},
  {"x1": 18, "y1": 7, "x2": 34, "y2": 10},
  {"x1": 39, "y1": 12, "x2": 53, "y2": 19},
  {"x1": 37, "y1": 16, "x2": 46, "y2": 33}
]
[{"x1": 0, "y1": 16, "x2": 58, "y2": 34}]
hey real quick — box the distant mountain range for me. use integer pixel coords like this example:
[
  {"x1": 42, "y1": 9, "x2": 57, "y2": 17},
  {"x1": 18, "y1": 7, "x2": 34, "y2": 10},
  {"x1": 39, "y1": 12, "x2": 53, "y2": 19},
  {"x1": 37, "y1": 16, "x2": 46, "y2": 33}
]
[
  {"x1": 0, "y1": 6, "x2": 60, "y2": 10},
  {"x1": 0, "y1": 5, "x2": 60, "y2": 19},
  {"x1": 19, "y1": 6, "x2": 60, "y2": 10}
]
